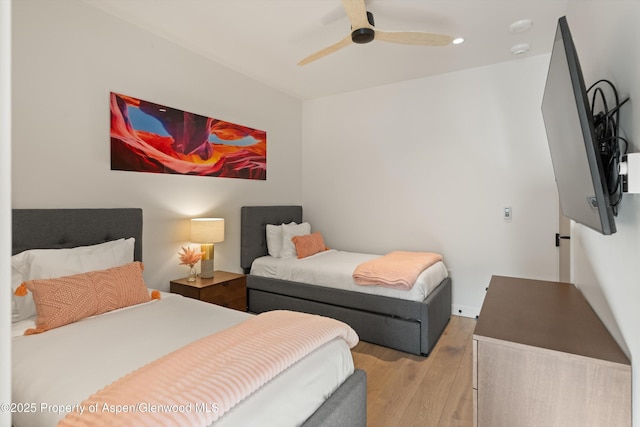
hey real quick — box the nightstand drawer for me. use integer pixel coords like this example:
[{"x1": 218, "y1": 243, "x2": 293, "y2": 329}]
[
  {"x1": 224, "y1": 296, "x2": 248, "y2": 311},
  {"x1": 170, "y1": 271, "x2": 247, "y2": 312},
  {"x1": 200, "y1": 278, "x2": 245, "y2": 307}
]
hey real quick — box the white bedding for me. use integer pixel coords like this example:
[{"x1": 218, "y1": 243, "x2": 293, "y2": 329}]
[
  {"x1": 250, "y1": 249, "x2": 448, "y2": 302},
  {"x1": 12, "y1": 292, "x2": 354, "y2": 427}
]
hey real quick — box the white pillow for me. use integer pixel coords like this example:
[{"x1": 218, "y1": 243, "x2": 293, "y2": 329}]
[
  {"x1": 266, "y1": 222, "x2": 297, "y2": 258},
  {"x1": 266, "y1": 224, "x2": 283, "y2": 258},
  {"x1": 11, "y1": 238, "x2": 135, "y2": 322},
  {"x1": 280, "y1": 222, "x2": 311, "y2": 258}
]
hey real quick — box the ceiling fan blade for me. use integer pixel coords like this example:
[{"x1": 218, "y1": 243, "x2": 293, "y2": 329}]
[
  {"x1": 297, "y1": 35, "x2": 353, "y2": 66},
  {"x1": 341, "y1": 0, "x2": 371, "y2": 30},
  {"x1": 374, "y1": 29, "x2": 453, "y2": 46}
]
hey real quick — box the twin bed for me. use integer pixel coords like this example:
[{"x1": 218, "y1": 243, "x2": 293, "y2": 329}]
[
  {"x1": 241, "y1": 205, "x2": 452, "y2": 356},
  {"x1": 11, "y1": 208, "x2": 366, "y2": 427}
]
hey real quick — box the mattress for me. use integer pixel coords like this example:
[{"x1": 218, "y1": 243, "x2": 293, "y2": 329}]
[
  {"x1": 250, "y1": 249, "x2": 448, "y2": 302},
  {"x1": 12, "y1": 292, "x2": 354, "y2": 427}
]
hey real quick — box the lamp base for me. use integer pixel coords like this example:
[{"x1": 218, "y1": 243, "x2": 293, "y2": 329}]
[
  {"x1": 200, "y1": 259, "x2": 214, "y2": 279},
  {"x1": 200, "y1": 243, "x2": 215, "y2": 279}
]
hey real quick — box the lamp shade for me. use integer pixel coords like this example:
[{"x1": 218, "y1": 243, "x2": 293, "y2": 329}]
[{"x1": 190, "y1": 218, "x2": 224, "y2": 243}]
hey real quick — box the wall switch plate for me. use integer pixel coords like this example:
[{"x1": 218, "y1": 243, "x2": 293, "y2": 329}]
[{"x1": 504, "y1": 206, "x2": 512, "y2": 221}]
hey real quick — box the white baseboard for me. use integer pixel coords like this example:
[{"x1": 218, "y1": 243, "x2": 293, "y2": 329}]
[{"x1": 452, "y1": 304, "x2": 480, "y2": 319}]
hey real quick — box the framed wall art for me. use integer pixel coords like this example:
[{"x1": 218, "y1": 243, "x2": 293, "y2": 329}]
[{"x1": 110, "y1": 92, "x2": 266, "y2": 180}]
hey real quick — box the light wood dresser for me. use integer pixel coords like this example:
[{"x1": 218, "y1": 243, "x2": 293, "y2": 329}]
[{"x1": 473, "y1": 275, "x2": 631, "y2": 427}]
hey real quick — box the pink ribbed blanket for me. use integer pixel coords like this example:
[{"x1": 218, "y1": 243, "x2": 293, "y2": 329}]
[
  {"x1": 353, "y1": 251, "x2": 443, "y2": 290},
  {"x1": 58, "y1": 310, "x2": 358, "y2": 426}
]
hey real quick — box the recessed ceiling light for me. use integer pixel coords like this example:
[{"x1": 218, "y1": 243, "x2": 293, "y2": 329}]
[
  {"x1": 510, "y1": 43, "x2": 531, "y2": 56},
  {"x1": 452, "y1": 37, "x2": 464, "y2": 45},
  {"x1": 509, "y1": 19, "x2": 533, "y2": 34}
]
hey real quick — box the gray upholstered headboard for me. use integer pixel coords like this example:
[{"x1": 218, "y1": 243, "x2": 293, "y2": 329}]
[
  {"x1": 240, "y1": 205, "x2": 302, "y2": 273},
  {"x1": 12, "y1": 208, "x2": 143, "y2": 261}
]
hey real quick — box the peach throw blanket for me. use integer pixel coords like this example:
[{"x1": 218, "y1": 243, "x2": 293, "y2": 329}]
[
  {"x1": 59, "y1": 310, "x2": 358, "y2": 427},
  {"x1": 353, "y1": 251, "x2": 443, "y2": 290}
]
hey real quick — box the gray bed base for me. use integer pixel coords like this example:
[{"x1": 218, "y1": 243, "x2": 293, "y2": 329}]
[
  {"x1": 12, "y1": 208, "x2": 366, "y2": 427},
  {"x1": 241, "y1": 205, "x2": 452, "y2": 356}
]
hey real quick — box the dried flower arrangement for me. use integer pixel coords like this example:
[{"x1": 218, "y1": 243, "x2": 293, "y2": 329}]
[{"x1": 178, "y1": 246, "x2": 205, "y2": 281}]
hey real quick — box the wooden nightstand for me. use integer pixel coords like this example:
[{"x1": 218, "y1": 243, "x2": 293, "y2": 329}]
[{"x1": 170, "y1": 271, "x2": 247, "y2": 312}]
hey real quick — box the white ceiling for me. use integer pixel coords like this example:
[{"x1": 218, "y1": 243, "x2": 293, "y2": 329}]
[{"x1": 81, "y1": 0, "x2": 570, "y2": 100}]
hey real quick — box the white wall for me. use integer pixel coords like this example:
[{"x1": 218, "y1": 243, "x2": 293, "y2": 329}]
[
  {"x1": 11, "y1": 0, "x2": 303, "y2": 291},
  {"x1": 565, "y1": 3, "x2": 640, "y2": 425},
  {"x1": 1, "y1": 0, "x2": 12, "y2": 423},
  {"x1": 302, "y1": 55, "x2": 559, "y2": 317}
]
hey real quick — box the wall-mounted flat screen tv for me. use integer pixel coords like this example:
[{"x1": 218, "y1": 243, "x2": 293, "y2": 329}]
[{"x1": 541, "y1": 16, "x2": 616, "y2": 235}]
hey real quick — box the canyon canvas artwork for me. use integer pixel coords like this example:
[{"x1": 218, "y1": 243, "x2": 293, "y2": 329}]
[{"x1": 110, "y1": 92, "x2": 266, "y2": 180}]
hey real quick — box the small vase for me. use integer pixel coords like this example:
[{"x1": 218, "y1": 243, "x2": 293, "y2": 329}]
[{"x1": 187, "y1": 265, "x2": 197, "y2": 282}]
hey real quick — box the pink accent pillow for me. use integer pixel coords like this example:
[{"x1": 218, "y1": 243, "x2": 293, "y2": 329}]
[
  {"x1": 23, "y1": 262, "x2": 151, "y2": 335},
  {"x1": 291, "y1": 232, "x2": 328, "y2": 259}
]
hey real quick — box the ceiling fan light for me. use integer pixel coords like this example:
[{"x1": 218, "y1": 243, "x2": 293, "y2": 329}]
[
  {"x1": 452, "y1": 37, "x2": 464, "y2": 45},
  {"x1": 352, "y1": 27, "x2": 375, "y2": 44},
  {"x1": 350, "y1": 11, "x2": 375, "y2": 44}
]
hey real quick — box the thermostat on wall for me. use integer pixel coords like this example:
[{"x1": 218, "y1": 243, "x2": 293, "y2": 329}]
[{"x1": 619, "y1": 153, "x2": 640, "y2": 194}]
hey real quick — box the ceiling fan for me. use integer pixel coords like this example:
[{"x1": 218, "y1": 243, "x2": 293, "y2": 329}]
[{"x1": 298, "y1": 0, "x2": 454, "y2": 66}]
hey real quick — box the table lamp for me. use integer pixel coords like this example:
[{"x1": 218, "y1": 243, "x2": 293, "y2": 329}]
[{"x1": 190, "y1": 218, "x2": 224, "y2": 279}]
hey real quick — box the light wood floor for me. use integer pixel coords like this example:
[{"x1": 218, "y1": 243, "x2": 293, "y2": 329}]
[{"x1": 351, "y1": 315, "x2": 476, "y2": 427}]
